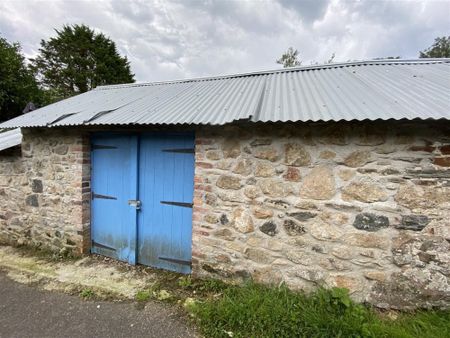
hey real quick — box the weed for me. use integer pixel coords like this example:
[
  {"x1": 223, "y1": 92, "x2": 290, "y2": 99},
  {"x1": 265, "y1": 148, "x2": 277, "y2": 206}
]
[
  {"x1": 79, "y1": 288, "x2": 95, "y2": 299},
  {"x1": 135, "y1": 290, "x2": 152, "y2": 302},
  {"x1": 178, "y1": 275, "x2": 193, "y2": 288},
  {"x1": 196, "y1": 279, "x2": 229, "y2": 293},
  {"x1": 155, "y1": 289, "x2": 172, "y2": 301},
  {"x1": 14, "y1": 243, "x2": 79, "y2": 262}
]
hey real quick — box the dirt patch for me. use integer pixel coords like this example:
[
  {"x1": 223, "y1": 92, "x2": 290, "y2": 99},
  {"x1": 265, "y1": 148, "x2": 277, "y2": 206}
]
[
  {"x1": 0, "y1": 245, "x2": 171, "y2": 300},
  {"x1": 0, "y1": 245, "x2": 229, "y2": 305}
]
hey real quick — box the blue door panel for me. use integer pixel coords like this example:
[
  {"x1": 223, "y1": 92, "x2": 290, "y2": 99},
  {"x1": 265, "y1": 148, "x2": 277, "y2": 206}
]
[
  {"x1": 91, "y1": 132, "x2": 194, "y2": 273},
  {"x1": 91, "y1": 135, "x2": 138, "y2": 265},
  {"x1": 137, "y1": 133, "x2": 195, "y2": 273}
]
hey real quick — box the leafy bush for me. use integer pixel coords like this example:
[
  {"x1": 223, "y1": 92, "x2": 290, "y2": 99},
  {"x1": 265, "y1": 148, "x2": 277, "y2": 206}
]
[{"x1": 189, "y1": 282, "x2": 450, "y2": 338}]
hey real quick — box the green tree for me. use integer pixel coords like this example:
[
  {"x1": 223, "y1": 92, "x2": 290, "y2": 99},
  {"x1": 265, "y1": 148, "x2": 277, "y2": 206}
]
[
  {"x1": 419, "y1": 36, "x2": 450, "y2": 58},
  {"x1": 0, "y1": 36, "x2": 42, "y2": 123},
  {"x1": 276, "y1": 47, "x2": 301, "y2": 68},
  {"x1": 31, "y1": 24, "x2": 135, "y2": 101}
]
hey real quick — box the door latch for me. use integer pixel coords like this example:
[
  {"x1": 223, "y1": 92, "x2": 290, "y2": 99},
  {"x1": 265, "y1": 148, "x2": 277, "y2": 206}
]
[{"x1": 128, "y1": 199, "x2": 142, "y2": 210}]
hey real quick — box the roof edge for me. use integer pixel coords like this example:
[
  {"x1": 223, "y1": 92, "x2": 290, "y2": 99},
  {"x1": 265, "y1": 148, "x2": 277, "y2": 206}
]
[
  {"x1": 0, "y1": 128, "x2": 22, "y2": 152},
  {"x1": 3, "y1": 116, "x2": 450, "y2": 130}
]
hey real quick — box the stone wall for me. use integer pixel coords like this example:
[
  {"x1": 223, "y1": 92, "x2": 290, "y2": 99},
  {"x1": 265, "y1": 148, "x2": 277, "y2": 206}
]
[
  {"x1": 192, "y1": 121, "x2": 450, "y2": 309},
  {"x1": 1, "y1": 122, "x2": 449, "y2": 309},
  {"x1": 0, "y1": 128, "x2": 90, "y2": 255}
]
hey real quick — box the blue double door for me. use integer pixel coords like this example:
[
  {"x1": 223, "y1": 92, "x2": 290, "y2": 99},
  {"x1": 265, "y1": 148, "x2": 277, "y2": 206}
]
[{"x1": 90, "y1": 133, "x2": 195, "y2": 273}]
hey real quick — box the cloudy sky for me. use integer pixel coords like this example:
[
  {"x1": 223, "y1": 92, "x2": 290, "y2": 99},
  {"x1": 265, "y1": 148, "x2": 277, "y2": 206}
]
[{"x1": 1, "y1": 0, "x2": 449, "y2": 82}]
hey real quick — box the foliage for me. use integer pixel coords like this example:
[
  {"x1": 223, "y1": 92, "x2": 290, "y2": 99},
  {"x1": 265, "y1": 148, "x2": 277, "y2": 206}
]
[
  {"x1": 79, "y1": 288, "x2": 95, "y2": 299},
  {"x1": 31, "y1": 24, "x2": 134, "y2": 102},
  {"x1": 276, "y1": 47, "x2": 302, "y2": 68},
  {"x1": 178, "y1": 275, "x2": 193, "y2": 288},
  {"x1": 195, "y1": 278, "x2": 230, "y2": 293},
  {"x1": 178, "y1": 275, "x2": 229, "y2": 293},
  {"x1": 0, "y1": 36, "x2": 42, "y2": 122},
  {"x1": 135, "y1": 290, "x2": 152, "y2": 302},
  {"x1": 420, "y1": 36, "x2": 450, "y2": 58},
  {"x1": 189, "y1": 282, "x2": 450, "y2": 338},
  {"x1": 154, "y1": 289, "x2": 172, "y2": 301}
]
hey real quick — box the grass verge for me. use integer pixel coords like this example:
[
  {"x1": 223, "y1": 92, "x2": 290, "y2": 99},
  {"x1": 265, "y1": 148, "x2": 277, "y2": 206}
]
[{"x1": 188, "y1": 282, "x2": 450, "y2": 338}]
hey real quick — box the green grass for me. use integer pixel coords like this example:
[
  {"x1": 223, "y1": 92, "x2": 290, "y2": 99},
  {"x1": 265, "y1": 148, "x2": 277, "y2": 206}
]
[
  {"x1": 189, "y1": 282, "x2": 450, "y2": 338},
  {"x1": 195, "y1": 278, "x2": 230, "y2": 293}
]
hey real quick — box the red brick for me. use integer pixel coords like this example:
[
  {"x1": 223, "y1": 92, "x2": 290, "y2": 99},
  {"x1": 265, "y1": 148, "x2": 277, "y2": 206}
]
[
  {"x1": 81, "y1": 158, "x2": 90, "y2": 164},
  {"x1": 192, "y1": 213, "x2": 202, "y2": 221},
  {"x1": 196, "y1": 162, "x2": 213, "y2": 169},
  {"x1": 194, "y1": 191, "x2": 204, "y2": 198},
  {"x1": 193, "y1": 229, "x2": 210, "y2": 237},
  {"x1": 191, "y1": 250, "x2": 206, "y2": 259},
  {"x1": 194, "y1": 184, "x2": 212, "y2": 192},
  {"x1": 440, "y1": 145, "x2": 450, "y2": 155},
  {"x1": 193, "y1": 197, "x2": 203, "y2": 206},
  {"x1": 81, "y1": 188, "x2": 91, "y2": 194},
  {"x1": 409, "y1": 145, "x2": 435, "y2": 152},
  {"x1": 194, "y1": 176, "x2": 204, "y2": 183},
  {"x1": 193, "y1": 206, "x2": 208, "y2": 213},
  {"x1": 195, "y1": 138, "x2": 213, "y2": 145},
  {"x1": 433, "y1": 157, "x2": 450, "y2": 167}
]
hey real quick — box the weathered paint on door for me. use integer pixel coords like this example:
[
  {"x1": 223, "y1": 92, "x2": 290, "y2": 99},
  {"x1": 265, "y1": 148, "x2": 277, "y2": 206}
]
[
  {"x1": 90, "y1": 132, "x2": 195, "y2": 273},
  {"x1": 90, "y1": 134, "x2": 138, "y2": 265},
  {"x1": 137, "y1": 133, "x2": 195, "y2": 274}
]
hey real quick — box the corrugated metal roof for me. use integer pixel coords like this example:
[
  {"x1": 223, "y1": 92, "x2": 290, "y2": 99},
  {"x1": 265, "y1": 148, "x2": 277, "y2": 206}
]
[
  {"x1": 0, "y1": 128, "x2": 22, "y2": 151},
  {"x1": 0, "y1": 59, "x2": 449, "y2": 128}
]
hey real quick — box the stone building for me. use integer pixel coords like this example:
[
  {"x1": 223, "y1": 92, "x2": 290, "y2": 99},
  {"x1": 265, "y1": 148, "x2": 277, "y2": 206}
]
[{"x1": 1, "y1": 59, "x2": 449, "y2": 309}]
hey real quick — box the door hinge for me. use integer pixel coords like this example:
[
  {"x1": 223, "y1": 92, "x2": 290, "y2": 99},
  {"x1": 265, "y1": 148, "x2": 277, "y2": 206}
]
[
  {"x1": 159, "y1": 256, "x2": 192, "y2": 266},
  {"x1": 92, "y1": 240, "x2": 116, "y2": 251},
  {"x1": 162, "y1": 148, "x2": 195, "y2": 153},
  {"x1": 92, "y1": 192, "x2": 117, "y2": 200},
  {"x1": 160, "y1": 201, "x2": 193, "y2": 208},
  {"x1": 92, "y1": 145, "x2": 118, "y2": 150}
]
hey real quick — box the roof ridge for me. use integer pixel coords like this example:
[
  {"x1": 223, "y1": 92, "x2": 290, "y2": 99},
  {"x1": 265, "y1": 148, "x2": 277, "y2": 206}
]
[{"x1": 95, "y1": 58, "x2": 450, "y2": 90}]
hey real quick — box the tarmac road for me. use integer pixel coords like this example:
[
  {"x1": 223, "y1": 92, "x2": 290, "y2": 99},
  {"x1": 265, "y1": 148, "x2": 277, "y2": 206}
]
[{"x1": 0, "y1": 272, "x2": 197, "y2": 338}]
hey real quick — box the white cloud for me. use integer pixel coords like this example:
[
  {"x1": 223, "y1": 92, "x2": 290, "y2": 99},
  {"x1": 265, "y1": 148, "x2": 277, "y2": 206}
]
[{"x1": 0, "y1": 0, "x2": 448, "y2": 82}]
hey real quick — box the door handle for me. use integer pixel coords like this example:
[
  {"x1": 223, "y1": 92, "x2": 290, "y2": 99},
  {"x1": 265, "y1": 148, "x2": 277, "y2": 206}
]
[{"x1": 128, "y1": 199, "x2": 141, "y2": 210}]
